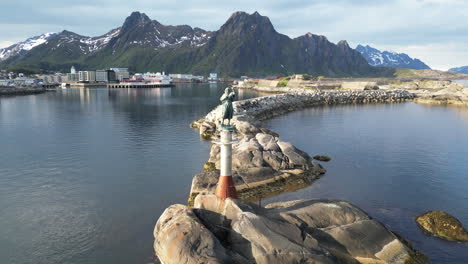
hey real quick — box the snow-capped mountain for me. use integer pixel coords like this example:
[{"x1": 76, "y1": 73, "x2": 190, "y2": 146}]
[
  {"x1": 449, "y1": 66, "x2": 468, "y2": 74},
  {"x1": 356, "y1": 44, "x2": 431, "y2": 70},
  {"x1": 0, "y1": 11, "x2": 381, "y2": 77},
  {"x1": 0, "y1": 32, "x2": 57, "y2": 60}
]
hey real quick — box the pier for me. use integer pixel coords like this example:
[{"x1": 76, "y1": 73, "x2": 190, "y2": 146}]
[{"x1": 107, "y1": 83, "x2": 174, "y2": 88}]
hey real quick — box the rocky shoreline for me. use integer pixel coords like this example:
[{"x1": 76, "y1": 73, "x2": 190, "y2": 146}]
[
  {"x1": 0, "y1": 87, "x2": 47, "y2": 96},
  {"x1": 238, "y1": 79, "x2": 468, "y2": 106},
  {"x1": 152, "y1": 89, "x2": 429, "y2": 263}
]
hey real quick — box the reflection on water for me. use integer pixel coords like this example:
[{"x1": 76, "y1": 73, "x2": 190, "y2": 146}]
[
  {"x1": 263, "y1": 102, "x2": 468, "y2": 264},
  {"x1": 0, "y1": 83, "x2": 260, "y2": 264}
]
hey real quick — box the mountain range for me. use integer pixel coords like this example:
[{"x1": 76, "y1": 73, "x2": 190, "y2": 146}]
[
  {"x1": 0, "y1": 11, "x2": 389, "y2": 77},
  {"x1": 356, "y1": 44, "x2": 431, "y2": 70},
  {"x1": 449, "y1": 66, "x2": 468, "y2": 74}
]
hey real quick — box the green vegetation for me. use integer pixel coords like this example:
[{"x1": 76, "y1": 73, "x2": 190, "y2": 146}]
[
  {"x1": 278, "y1": 80, "x2": 288, "y2": 87},
  {"x1": 203, "y1": 162, "x2": 217, "y2": 172}
]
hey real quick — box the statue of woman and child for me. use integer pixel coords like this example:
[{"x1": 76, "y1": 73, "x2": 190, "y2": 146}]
[{"x1": 220, "y1": 87, "x2": 235, "y2": 128}]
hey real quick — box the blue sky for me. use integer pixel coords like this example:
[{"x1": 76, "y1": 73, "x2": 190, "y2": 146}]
[{"x1": 1, "y1": 0, "x2": 467, "y2": 70}]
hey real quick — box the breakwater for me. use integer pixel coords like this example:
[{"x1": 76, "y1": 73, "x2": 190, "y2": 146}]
[
  {"x1": 0, "y1": 87, "x2": 46, "y2": 96},
  {"x1": 206, "y1": 89, "x2": 414, "y2": 123}
]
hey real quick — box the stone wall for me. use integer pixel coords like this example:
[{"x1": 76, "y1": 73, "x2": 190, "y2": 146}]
[{"x1": 206, "y1": 90, "x2": 414, "y2": 124}]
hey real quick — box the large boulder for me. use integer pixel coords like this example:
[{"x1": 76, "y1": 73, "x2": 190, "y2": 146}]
[
  {"x1": 416, "y1": 210, "x2": 468, "y2": 242},
  {"x1": 155, "y1": 195, "x2": 428, "y2": 264},
  {"x1": 153, "y1": 204, "x2": 247, "y2": 264}
]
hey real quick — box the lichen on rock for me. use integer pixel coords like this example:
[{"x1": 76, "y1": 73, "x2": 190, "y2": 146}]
[{"x1": 415, "y1": 210, "x2": 468, "y2": 242}]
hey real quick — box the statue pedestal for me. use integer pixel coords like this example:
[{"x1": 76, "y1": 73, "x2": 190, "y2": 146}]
[{"x1": 214, "y1": 125, "x2": 238, "y2": 199}]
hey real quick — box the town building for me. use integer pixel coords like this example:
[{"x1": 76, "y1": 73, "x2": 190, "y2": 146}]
[
  {"x1": 209, "y1": 72, "x2": 218, "y2": 81},
  {"x1": 78, "y1": 71, "x2": 96, "y2": 82},
  {"x1": 37, "y1": 74, "x2": 68, "y2": 84},
  {"x1": 110, "y1": 68, "x2": 130, "y2": 81},
  {"x1": 67, "y1": 73, "x2": 79, "y2": 82},
  {"x1": 96, "y1": 70, "x2": 116, "y2": 83}
]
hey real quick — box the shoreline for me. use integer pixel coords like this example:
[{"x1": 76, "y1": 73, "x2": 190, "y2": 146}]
[
  {"x1": 0, "y1": 87, "x2": 47, "y2": 96},
  {"x1": 235, "y1": 79, "x2": 468, "y2": 107}
]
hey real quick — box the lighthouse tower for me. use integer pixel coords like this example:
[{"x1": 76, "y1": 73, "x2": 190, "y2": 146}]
[{"x1": 214, "y1": 125, "x2": 238, "y2": 199}]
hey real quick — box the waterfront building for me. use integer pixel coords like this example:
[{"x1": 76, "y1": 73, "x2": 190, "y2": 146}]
[
  {"x1": 78, "y1": 71, "x2": 96, "y2": 82},
  {"x1": 37, "y1": 74, "x2": 68, "y2": 84},
  {"x1": 110, "y1": 68, "x2": 130, "y2": 81},
  {"x1": 121, "y1": 72, "x2": 172, "y2": 85},
  {"x1": 96, "y1": 70, "x2": 116, "y2": 83},
  {"x1": 67, "y1": 73, "x2": 79, "y2": 82},
  {"x1": 209, "y1": 72, "x2": 218, "y2": 82},
  {"x1": 169, "y1": 73, "x2": 193, "y2": 79},
  {"x1": 71, "y1": 66, "x2": 76, "y2": 74}
]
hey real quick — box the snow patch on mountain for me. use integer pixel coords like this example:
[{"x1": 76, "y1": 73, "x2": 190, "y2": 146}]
[
  {"x1": 0, "y1": 32, "x2": 57, "y2": 60},
  {"x1": 356, "y1": 44, "x2": 431, "y2": 70},
  {"x1": 80, "y1": 28, "x2": 121, "y2": 52}
]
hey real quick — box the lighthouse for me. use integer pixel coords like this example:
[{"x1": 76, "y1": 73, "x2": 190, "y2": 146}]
[{"x1": 214, "y1": 125, "x2": 238, "y2": 199}]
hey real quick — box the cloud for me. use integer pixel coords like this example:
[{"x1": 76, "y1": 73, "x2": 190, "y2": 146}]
[{"x1": 0, "y1": 0, "x2": 467, "y2": 69}]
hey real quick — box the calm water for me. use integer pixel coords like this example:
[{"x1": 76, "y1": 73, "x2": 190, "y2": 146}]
[
  {"x1": 1, "y1": 86, "x2": 468, "y2": 264},
  {"x1": 264, "y1": 103, "x2": 468, "y2": 264},
  {"x1": 454, "y1": 79, "x2": 468, "y2": 86},
  {"x1": 0, "y1": 84, "x2": 259, "y2": 264}
]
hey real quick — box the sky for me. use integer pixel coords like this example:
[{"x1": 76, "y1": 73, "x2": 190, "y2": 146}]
[{"x1": 0, "y1": 0, "x2": 467, "y2": 70}]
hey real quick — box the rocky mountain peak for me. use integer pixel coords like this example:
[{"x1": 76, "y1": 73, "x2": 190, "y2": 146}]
[
  {"x1": 121, "y1": 11, "x2": 152, "y2": 31},
  {"x1": 337, "y1": 40, "x2": 349, "y2": 47},
  {"x1": 356, "y1": 44, "x2": 431, "y2": 70},
  {"x1": 221, "y1": 11, "x2": 276, "y2": 36}
]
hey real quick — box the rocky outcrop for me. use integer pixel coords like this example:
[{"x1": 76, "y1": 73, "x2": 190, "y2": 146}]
[
  {"x1": 416, "y1": 211, "x2": 468, "y2": 242},
  {"x1": 412, "y1": 87, "x2": 468, "y2": 106},
  {"x1": 189, "y1": 125, "x2": 326, "y2": 205},
  {"x1": 155, "y1": 195, "x2": 428, "y2": 264},
  {"x1": 389, "y1": 80, "x2": 464, "y2": 90}
]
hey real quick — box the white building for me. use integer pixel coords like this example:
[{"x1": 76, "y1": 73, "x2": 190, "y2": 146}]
[
  {"x1": 208, "y1": 72, "x2": 218, "y2": 81},
  {"x1": 78, "y1": 71, "x2": 96, "y2": 82}
]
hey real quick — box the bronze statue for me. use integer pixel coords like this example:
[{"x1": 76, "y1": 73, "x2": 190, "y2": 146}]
[{"x1": 220, "y1": 87, "x2": 235, "y2": 126}]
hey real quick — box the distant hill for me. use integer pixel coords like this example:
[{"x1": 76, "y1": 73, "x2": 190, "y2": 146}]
[
  {"x1": 449, "y1": 66, "x2": 468, "y2": 74},
  {"x1": 356, "y1": 44, "x2": 431, "y2": 70},
  {"x1": 0, "y1": 11, "x2": 390, "y2": 77}
]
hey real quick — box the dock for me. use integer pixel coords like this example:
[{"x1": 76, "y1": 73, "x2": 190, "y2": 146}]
[{"x1": 107, "y1": 83, "x2": 174, "y2": 88}]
